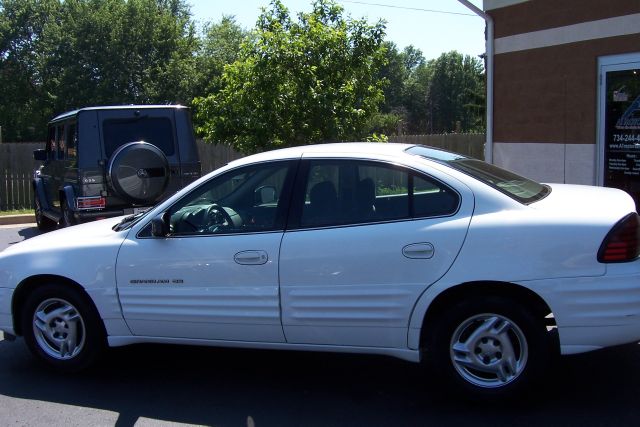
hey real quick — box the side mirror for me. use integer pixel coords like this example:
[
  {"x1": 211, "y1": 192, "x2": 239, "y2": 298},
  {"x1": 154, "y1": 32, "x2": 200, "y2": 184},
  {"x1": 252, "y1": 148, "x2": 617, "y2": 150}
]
[
  {"x1": 151, "y1": 214, "x2": 169, "y2": 237},
  {"x1": 255, "y1": 185, "x2": 277, "y2": 205},
  {"x1": 33, "y1": 149, "x2": 47, "y2": 161}
]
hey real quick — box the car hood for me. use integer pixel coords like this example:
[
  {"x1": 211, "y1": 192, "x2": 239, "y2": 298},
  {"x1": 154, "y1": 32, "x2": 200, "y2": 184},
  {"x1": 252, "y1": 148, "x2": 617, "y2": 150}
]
[
  {"x1": 1, "y1": 216, "x2": 128, "y2": 257},
  {"x1": 0, "y1": 217, "x2": 130, "y2": 290},
  {"x1": 531, "y1": 184, "x2": 636, "y2": 222}
]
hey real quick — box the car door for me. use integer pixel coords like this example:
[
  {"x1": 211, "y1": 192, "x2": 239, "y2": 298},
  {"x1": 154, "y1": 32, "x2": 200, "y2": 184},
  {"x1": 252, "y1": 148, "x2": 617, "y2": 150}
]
[
  {"x1": 279, "y1": 158, "x2": 473, "y2": 348},
  {"x1": 116, "y1": 160, "x2": 297, "y2": 342}
]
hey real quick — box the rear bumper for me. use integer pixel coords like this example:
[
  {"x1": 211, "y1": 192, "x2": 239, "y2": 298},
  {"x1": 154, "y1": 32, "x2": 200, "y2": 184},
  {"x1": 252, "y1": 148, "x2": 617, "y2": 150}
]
[
  {"x1": 522, "y1": 267, "x2": 640, "y2": 355},
  {"x1": 75, "y1": 207, "x2": 149, "y2": 222}
]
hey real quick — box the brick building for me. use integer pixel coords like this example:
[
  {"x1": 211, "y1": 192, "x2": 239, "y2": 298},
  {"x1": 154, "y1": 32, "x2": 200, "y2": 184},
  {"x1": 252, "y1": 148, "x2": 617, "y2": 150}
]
[{"x1": 480, "y1": 0, "x2": 640, "y2": 205}]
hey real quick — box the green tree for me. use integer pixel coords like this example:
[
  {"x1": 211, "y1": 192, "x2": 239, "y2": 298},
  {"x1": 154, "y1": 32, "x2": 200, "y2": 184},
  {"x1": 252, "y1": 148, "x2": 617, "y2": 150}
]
[
  {"x1": 194, "y1": 15, "x2": 247, "y2": 96},
  {"x1": 425, "y1": 51, "x2": 485, "y2": 133},
  {"x1": 47, "y1": 0, "x2": 198, "y2": 110},
  {"x1": 375, "y1": 42, "x2": 425, "y2": 135},
  {"x1": 0, "y1": 0, "x2": 199, "y2": 141},
  {"x1": 0, "y1": 0, "x2": 61, "y2": 140},
  {"x1": 194, "y1": 0, "x2": 387, "y2": 153},
  {"x1": 403, "y1": 61, "x2": 432, "y2": 133}
]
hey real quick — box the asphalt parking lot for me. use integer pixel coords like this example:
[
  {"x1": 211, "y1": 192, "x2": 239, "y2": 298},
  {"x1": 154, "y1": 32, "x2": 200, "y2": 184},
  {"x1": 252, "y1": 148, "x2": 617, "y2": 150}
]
[{"x1": 1, "y1": 224, "x2": 640, "y2": 426}]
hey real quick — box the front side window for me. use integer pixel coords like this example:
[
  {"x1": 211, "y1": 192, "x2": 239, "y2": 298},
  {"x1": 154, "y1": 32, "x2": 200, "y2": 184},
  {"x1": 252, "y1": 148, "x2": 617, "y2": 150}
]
[
  {"x1": 167, "y1": 161, "x2": 293, "y2": 235},
  {"x1": 298, "y1": 160, "x2": 458, "y2": 228}
]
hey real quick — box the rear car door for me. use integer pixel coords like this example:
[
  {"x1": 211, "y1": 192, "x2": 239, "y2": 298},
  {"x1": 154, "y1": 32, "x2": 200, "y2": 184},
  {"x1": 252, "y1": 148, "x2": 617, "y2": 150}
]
[{"x1": 279, "y1": 158, "x2": 473, "y2": 348}]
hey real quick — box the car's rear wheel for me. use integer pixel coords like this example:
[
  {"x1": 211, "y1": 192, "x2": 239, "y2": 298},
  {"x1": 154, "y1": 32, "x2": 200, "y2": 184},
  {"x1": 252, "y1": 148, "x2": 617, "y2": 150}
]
[
  {"x1": 427, "y1": 296, "x2": 550, "y2": 399},
  {"x1": 21, "y1": 284, "x2": 105, "y2": 372},
  {"x1": 34, "y1": 194, "x2": 56, "y2": 231}
]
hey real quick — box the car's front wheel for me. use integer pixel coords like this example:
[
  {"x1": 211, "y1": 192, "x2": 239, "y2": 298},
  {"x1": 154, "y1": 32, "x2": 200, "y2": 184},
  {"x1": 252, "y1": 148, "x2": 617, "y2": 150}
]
[
  {"x1": 427, "y1": 296, "x2": 550, "y2": 399},
  {"x1": 21, "y1": 284, "x2": 105, "y2": 372}
]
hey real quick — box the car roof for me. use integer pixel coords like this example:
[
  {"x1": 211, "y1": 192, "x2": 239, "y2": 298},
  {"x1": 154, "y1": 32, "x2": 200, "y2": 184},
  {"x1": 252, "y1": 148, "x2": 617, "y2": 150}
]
[
  {"x1": 49, "y1": 105, "x2": 188, "y2": 123},
  {"x1": 227, "y1": 142, "x2": 416, "y2": 166}
]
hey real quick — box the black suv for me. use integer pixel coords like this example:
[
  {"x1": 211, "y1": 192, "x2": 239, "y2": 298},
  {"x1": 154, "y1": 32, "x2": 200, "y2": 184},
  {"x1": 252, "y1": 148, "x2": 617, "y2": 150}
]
[{"x1": 33, "y1": 105, "x2": 201, "y2": 230}]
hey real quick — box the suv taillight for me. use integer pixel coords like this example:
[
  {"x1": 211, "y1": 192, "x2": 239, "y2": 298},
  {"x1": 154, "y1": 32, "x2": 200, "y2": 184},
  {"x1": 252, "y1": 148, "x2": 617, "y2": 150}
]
[
  {"x1": 598, "y1": 213, "x2": 640, "y2": 263},
  {"x1": 76, "y1": 196, "x2": 106, "y2": 210}
]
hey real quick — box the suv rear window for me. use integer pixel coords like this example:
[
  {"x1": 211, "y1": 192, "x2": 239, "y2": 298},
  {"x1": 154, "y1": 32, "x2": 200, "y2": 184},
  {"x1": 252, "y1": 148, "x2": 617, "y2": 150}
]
[{"x1": 103, "y1": 117, "x2": 175, "y2": 157}]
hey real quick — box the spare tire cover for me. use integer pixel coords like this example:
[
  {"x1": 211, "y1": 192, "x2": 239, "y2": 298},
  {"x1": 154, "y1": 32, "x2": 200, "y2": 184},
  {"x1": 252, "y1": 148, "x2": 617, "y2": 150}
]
[{"x1": 108, "y1": 141, "x2": 170, "y2": 204}]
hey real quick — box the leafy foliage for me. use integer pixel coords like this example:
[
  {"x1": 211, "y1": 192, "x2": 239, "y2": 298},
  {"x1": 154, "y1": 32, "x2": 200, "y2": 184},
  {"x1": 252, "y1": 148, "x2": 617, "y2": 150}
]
[
  {"x1": 377, "y1": 47, "x2": 485, "y2": 135},
  {"x1": 193, "y1": 15, "x2": 247, "y2": 96},
  {"x1": 0, "y1": 0, "x2": 61, "y2": 140},
  {"x1": 1, "y1": 0, "x2": 198, "y2": 141},
  {"x1": 0, "y1": 0, "x2": 485, "y2": 145},
  {"x1": 193, "y1": 0, "x2": 387, "y2": 153}
]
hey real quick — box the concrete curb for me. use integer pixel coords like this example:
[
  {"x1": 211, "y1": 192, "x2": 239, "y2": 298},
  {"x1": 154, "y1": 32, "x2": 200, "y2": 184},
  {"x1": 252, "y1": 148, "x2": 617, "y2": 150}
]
[{"x1": 0, "y1": 214, "x2": 36, "y2": 225}]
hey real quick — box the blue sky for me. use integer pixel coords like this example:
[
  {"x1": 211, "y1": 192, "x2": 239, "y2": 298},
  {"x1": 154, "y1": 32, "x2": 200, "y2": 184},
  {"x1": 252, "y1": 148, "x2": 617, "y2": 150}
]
[{"x1": 187, "y1": 0, "x2": 486, "y2": 61}]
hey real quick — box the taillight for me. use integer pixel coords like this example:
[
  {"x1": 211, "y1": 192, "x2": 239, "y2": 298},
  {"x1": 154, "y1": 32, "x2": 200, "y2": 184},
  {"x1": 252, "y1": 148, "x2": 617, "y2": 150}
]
[
  {"x1": 598, "y1": 213, "x2": 640, "y2": 263},
  {"x1": 76, "y1": 196, "x2": 106, "y2": 210}
]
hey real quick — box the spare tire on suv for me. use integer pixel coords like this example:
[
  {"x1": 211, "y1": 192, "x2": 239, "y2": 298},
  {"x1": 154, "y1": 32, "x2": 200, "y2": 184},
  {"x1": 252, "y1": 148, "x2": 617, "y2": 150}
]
[
  {"x1": 32, "y1": 105, "x2": 201, "y2": 229},
  {"x1": 108, "y1": 141, "x2": 170, "y2": 205}
]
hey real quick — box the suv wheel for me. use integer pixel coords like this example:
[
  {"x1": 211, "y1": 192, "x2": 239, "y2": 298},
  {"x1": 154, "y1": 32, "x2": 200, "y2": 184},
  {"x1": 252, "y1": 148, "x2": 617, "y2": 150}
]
[
  {"x1": 34, "y1": 194, "x2": 56, "y2": 231},
  {"x1": 60, "y1": 198, "x2": 77, "y2": 228}
]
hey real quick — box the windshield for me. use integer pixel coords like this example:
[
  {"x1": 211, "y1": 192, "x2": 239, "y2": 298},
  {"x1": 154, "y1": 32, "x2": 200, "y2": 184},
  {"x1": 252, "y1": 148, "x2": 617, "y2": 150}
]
[{"x1": 406, "y1": 145, "x2": 550, "y2": 204}]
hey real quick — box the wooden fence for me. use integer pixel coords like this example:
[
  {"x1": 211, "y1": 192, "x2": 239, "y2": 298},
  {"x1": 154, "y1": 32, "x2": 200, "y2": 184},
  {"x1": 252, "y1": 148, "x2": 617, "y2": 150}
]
[
  {"x1": 0, "y1": 134, "x2": 484, "y2": 210},
  {"x1": 0, "y1": 143, "x2": 44, "y2": 211}
]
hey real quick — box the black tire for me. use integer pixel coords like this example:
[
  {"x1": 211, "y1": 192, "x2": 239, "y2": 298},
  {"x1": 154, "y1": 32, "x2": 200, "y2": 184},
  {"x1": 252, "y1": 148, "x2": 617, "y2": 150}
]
[
  {"x1": 60, "y1": 198, "x2": 77, "y2": 228},
  {"x1": 426, "y1": 296, "x2": 550, "y2": 400},
  {"x1": 107, "y1": 141, "x2": 170, "y2": 205},
  {"x1": 34, "y1": 194, "x2": 56, "y2": 231},
  {"x1": 21, "y1": 283, "x2": 106, "y2": 372}
]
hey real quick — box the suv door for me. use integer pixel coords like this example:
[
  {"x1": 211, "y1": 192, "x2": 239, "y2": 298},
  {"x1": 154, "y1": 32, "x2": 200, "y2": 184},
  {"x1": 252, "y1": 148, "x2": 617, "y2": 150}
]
[
  {"x1": 116, "y1": 160, "x2": 297, "y2": 342},
  {"x1": 39, "y1": 125, "x2": 62, "y2": 210},
  {"x1": 279, "y1": 158, "x2": 473, "y2": 348},
  {"x1": 98, "y1": 109, "x2": 182, "y2": 205}
]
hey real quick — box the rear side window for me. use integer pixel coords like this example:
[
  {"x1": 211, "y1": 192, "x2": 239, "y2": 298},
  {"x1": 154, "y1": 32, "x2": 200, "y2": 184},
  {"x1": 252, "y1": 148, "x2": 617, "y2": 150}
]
[
  {"x1": 297, "y1": 160, "x2": 459, "y2": 228},
  {"x1": 56, "y1": 125, "x2": 65, "y2": 159},
  {"x1": 66, "y1": 122, "x2": 77, "y2": 161},
  {"x1": 46, "y1": 126, "x2": 56, "y2": 158},
  {"x1": 103, "y1": 117, "x2": 175, "y2": 158}
]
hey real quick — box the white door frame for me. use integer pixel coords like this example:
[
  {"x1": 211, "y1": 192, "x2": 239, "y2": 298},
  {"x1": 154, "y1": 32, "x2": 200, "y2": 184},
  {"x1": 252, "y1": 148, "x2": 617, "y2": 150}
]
[{"x1": 597, "y1": 52, "x2": 640, "y2": 186}]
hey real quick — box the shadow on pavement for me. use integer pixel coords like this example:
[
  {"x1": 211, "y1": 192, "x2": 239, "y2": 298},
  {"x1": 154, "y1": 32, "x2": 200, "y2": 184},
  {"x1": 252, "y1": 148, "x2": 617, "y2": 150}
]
[
  {"x1": 1, "y1": 336, "x2": 639, "y2": 426},
  {"x1": 18, "y1": 226, "x2": 41, "y2": 240}
]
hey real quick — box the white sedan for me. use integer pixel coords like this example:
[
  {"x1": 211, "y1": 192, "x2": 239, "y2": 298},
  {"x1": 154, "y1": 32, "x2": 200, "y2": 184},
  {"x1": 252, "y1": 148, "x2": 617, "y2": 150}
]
[{"x1": 1, "y1": 143, "x2": 640, "y2": 398}]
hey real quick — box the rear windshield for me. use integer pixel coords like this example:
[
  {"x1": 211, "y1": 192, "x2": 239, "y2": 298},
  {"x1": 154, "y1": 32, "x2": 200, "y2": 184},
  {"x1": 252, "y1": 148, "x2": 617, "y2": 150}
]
[
  {"x1": 103, "y1": 117, "x2": 175, "y2": 157},
  {"x1": 406, "y1": 145, "x2": 550, "y2": 204}
]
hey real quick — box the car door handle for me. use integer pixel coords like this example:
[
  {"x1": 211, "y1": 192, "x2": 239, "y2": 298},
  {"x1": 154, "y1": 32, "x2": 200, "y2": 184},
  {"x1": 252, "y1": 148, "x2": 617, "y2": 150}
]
[
  {"x1": 402, "y1": 243, "x2": 434, "y2": 259},
  {"x1": 234, "y1": 250, "x2": 268, "y2": 265}
]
